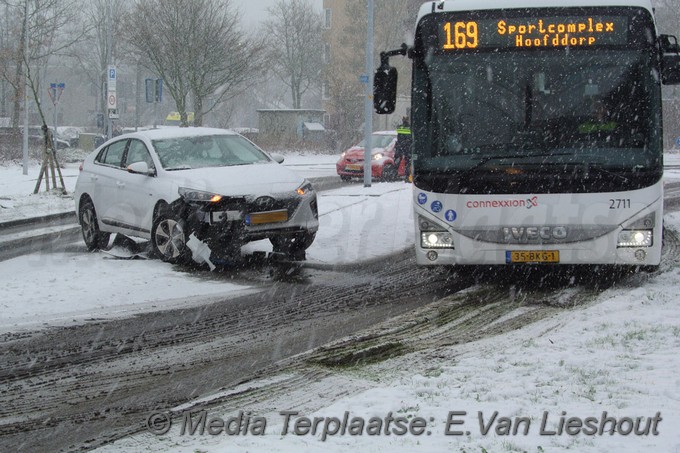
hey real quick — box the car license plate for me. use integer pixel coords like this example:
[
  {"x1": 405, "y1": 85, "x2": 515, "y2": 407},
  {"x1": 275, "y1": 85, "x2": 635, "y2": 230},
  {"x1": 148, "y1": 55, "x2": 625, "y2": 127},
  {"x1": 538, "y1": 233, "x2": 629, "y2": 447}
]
[
  {"x1": 345, "y1": 164, "x2": 362, "y2": 171},
  {"x1": 506, "y1": 250, "x2": 559, "y2": 263},
  {"x1": 247, "y1": 209, "x2": 288, "y2": 225},
  {"x1": 210, "y1": 210, "x2": 242, "y2": 223}
]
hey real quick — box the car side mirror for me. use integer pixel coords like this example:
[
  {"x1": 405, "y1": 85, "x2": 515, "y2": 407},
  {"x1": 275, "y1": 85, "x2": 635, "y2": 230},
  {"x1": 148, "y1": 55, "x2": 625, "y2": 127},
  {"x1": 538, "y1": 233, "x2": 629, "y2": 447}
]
[
  {"x1": 127, "y1": 161, "x2": 154, "y2": 176},
  {"x1": 660, "y1": 34, "x2": 680, "y2": 85},
  {"x1": 270, "y1": 153, "x2": 285, "y2": 164}
]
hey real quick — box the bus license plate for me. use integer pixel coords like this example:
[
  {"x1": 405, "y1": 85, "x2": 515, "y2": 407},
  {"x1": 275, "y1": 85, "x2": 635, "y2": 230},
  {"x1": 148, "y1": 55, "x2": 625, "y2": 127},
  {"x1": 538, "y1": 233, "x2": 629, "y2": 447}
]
[{"x1": 506, "y1": 250, "x2": 559, "y2": 263}]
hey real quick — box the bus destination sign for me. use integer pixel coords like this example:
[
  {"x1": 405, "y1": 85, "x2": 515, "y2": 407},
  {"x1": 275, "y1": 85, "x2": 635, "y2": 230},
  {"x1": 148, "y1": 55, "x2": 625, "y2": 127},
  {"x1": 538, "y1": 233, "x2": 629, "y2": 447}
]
[{"x1": 440, "y1": 16, "x2": 629, "y2": 50}]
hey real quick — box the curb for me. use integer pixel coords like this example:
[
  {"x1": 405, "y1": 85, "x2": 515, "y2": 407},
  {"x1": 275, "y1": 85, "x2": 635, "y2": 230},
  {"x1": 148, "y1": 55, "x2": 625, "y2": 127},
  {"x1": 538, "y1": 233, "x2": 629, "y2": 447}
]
[
  {"x1": 0, "y1": 211, "x2": 77, "y2": 230},
  {"x1": 0, "y1": 225, "x2": 82, "y2": 262}
]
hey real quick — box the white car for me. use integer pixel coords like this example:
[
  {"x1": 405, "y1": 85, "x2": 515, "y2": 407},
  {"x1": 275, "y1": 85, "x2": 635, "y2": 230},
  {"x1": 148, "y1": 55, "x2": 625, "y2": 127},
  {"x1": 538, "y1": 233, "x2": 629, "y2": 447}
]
[{"x1": 74, "y1": 127, "x2": 319, "y2": 264}]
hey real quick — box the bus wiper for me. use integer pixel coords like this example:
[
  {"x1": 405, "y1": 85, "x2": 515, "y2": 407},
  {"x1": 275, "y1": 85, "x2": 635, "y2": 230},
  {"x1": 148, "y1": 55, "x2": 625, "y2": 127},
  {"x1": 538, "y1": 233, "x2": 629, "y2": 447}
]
[
  {"x1": 581, "y1": 164, "x2": 629, "y2": 183},
  {"x1": 457, "y1": 152, "x2": 571, "y2": 179}
]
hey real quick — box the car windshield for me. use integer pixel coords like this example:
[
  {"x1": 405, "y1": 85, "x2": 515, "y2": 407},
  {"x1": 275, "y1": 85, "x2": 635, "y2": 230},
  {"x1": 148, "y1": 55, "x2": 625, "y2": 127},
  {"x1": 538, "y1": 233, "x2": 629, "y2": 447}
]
[
  {"x1": 153, "y1": 134, "x2": 271, "y2": 170},
  {"x1": 357, "y1": 134, "x2": 396, "y2": 149}
]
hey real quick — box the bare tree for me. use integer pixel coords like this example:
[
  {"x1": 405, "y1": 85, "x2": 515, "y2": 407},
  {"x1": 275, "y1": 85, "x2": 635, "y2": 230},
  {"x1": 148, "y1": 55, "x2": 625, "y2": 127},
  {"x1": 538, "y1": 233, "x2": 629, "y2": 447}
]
[
  {"x1": 264, "y1": 0, "x2": 323, "y2": 109},
  {"x1": 324, "y1": 0, "x2": 415, "y2": 149},
  {"x1": 124, "y1": 0, "x2": 192, "y2": 127},
  {"x1": 69, "y1": 0, "x2": 129, "y2": 126},
  {"x1": 0, "y1": 0, "x2": 89, "y2": 127},
  {"x1": 185, "y1": 0, "x2": 265, "y2": 126},
  {"x1": 125, "y1": 0, "x2": 263, "y2": 127},
  {"x1": 0, "y1": 3, "x2": 17, "y2": 119},
  {"x1": 0, "y1": 0, "x2": 89, "y2": 188}
]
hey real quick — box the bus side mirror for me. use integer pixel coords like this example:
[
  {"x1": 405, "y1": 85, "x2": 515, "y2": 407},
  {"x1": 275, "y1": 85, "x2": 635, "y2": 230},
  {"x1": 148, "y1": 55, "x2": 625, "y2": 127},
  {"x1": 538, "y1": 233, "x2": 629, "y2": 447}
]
[
  {"x1": 374, "y1": 64, "x2": 398, "y2": 114},
  {"x1": 660, "y1": 34, "x2": 680, "y2": 85}
]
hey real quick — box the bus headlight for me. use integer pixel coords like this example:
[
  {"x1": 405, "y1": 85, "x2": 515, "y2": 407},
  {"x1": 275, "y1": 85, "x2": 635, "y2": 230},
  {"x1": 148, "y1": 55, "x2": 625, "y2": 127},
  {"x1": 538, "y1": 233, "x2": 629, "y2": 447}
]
[
  {"x1": 421, "y1": 232, "x2": 454, "y2": 249},
  {"x1": 617, "y1": 230, "x2": 652, "y2": 247}
]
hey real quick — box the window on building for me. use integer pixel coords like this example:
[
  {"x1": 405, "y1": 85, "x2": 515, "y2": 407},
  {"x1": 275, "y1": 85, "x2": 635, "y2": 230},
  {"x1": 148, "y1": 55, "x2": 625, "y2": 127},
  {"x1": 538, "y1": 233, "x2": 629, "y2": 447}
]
[
  {"x1": 322, "y1": 81, "x2": 330, "y2": 101},
  {"x1": 323, "y1": 43, "x2": 331, "y2": 64},
  {"x1": 324, "y1": 8, "x2": 332, "y2": 28}
]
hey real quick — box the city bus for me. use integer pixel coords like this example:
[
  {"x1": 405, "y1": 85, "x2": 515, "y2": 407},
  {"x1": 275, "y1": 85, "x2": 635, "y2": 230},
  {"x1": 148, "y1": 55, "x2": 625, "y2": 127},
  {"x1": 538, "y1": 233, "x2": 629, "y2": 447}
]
[{"x1": 374, "y1": 0, "x2": 680, "y2": 269}]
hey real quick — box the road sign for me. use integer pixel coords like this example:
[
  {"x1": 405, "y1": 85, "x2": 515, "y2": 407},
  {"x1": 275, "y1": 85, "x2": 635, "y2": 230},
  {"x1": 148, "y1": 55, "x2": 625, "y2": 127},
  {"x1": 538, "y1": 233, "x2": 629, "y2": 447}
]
[
  {"x1": 48, "y1": 82, "x2": 65, "y2": 106},
  {"x1": 107, "y1": 92, "x2": 117, "y2": 109},
  {"x1": 108, "y1": 65, "x2": 117, "y2": 91}
]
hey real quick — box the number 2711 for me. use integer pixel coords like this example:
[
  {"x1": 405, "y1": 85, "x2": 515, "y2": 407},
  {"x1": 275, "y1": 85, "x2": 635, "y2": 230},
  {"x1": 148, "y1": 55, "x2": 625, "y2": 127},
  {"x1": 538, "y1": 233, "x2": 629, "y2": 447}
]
[{"x1": 609, "y1": 198, "x2": 630, "y2": 209}]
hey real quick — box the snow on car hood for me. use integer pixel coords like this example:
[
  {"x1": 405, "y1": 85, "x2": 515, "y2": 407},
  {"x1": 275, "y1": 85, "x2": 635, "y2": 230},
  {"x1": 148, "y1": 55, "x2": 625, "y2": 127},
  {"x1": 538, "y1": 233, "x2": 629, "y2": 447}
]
[{"x1": 165, "y1": 162, "x2": 305, "y2": 197}]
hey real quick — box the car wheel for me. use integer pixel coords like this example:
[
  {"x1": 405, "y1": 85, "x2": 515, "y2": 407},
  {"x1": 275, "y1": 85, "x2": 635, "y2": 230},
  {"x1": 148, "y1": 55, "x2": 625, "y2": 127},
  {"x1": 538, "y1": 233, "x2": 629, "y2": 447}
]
[
  {"x1": 270, "y1": 231, "x2": 316, "y2": 259},
  {"x1": 152, "y1": 210, "x2": 189, "y2": 263},
  {"x1": 79, "y1": 199, "x2": 110, "y2": 251},
  {"x1": 382, "y1": 164, "x2": 397, "y2": 182}
]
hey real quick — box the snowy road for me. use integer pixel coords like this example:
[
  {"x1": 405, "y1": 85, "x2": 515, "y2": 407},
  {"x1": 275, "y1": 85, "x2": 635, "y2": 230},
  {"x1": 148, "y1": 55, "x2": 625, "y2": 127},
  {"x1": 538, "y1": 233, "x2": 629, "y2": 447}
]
[
  {"x1": 2, "y1": 157, "x2": 680, "y2": 452},
  {"x1": 3, "y1": 231, "x2": 680, "y2": 451},
  {"x1": 0, "y1": 250, "x2": 457, "y2": 451}
]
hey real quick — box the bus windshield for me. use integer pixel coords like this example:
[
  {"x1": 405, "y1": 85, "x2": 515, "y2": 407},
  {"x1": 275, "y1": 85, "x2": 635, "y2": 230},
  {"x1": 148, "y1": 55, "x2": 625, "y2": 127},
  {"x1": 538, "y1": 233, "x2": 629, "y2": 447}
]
[{"x1": 425, "y1": 49, "x2": 654, "y2": 163}]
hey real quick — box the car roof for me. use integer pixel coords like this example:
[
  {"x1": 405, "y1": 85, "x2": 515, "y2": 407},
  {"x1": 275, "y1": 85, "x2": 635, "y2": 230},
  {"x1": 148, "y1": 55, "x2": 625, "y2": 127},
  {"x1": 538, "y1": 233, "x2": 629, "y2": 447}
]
[{"x1": 116, "y1": 127, "x2": 239, "y2": 141}]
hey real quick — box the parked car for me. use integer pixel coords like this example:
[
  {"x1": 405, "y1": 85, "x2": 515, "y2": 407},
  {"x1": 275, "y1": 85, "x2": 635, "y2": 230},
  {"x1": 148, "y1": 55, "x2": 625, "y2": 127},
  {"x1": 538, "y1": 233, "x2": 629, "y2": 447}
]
[
  {"x1": 74, "y1": 127, "x2": 319, "y2": 264},
  {"x1": 57, "y1": 126, "x2": 83, "y2": 148},
  {"x1": 27, "y1": 126, "x2": 71, "y2": 149},
  {"x1": 336, "y1": 131, "x2": 406, "y2": 181}
]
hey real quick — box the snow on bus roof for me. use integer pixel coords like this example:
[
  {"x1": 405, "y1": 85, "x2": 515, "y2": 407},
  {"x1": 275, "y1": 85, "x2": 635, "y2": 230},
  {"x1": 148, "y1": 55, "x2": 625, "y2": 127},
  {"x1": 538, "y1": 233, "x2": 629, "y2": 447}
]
[{"x1": 418, "y1": 0, "x2": 654, "y2": 17}]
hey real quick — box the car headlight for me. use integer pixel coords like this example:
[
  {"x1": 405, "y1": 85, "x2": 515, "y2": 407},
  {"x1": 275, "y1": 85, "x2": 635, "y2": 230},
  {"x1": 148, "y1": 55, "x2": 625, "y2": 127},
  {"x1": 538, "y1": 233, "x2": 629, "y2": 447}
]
[
  {"x1": 296, "y1": 180, "x2": 314, "y2": 196},
  {"x1": 421, "y1": 232, "x2": 454, "y2": 249},
  {"x1": 178, "y1": 187, "x2": 223, "y2": 203},
  {"x1": 340, "y1": 152, "x2": 346, "y2": 158},
  {"x1": 617, "y1": 230, "x2": 652, "y2": 247},
  {"x1": 372, "y1": 153, "x2": 384, "y2": 161}
]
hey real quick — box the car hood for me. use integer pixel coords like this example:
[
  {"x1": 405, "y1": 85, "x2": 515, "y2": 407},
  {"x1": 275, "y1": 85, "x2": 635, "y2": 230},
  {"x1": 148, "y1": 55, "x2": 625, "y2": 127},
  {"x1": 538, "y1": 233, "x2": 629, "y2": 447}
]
[{"x1": 165, "y1": 162, "x2": 304, "y2": 197}]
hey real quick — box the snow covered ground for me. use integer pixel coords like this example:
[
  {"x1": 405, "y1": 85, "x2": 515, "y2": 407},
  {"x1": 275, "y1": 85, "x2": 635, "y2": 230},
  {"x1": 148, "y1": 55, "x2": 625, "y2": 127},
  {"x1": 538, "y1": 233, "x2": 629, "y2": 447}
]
[
  {"x1": 2, "y1": 152, "x2": 680, "y2": 452},
  {"x1": 0, "y1": 152, "x2": 413, "y2": 333}
]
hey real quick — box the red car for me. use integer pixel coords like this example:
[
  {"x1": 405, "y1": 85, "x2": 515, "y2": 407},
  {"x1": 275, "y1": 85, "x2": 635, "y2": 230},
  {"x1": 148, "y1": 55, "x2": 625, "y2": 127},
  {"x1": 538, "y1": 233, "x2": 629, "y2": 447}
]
[{"x1": 336, "y1": 131, "x2": 406, "y2": 181}]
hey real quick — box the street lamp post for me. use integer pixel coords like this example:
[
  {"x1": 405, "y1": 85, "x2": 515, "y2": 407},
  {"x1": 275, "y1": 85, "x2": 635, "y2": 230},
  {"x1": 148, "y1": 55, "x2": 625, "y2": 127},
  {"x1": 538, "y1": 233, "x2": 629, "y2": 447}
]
[
  {"x1": 22, "y1": 0, "x2": 29, "y2": 175},
  {"x1": 363, "y1": 0, "x2": 374, "y2": 187}
]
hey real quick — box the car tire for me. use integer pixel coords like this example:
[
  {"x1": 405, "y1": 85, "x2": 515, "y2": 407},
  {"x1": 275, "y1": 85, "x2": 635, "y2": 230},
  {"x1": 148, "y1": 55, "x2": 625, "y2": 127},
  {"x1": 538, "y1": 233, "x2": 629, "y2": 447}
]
[
  {"x1": 382, "y1": 164, "x2": 397, "y2": 182},
  {"x1": 270, "y1": 231, "x2": 316, "y2": 259},
  {"x1": 152, "y1": 209, "x2": 190, "y2": 263},
  {"x1": 79, "y1": 199, "x2": 110, "y2": 251}
]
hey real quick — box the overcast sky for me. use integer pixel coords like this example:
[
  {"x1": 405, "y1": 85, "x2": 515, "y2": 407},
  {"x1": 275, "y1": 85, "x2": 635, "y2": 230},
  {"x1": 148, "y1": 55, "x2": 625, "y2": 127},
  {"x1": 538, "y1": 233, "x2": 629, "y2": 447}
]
[
  {"x1": 232, "y1": 0, "x2": 322, "y2": 26},
  {"x1": 232, "y1": 0, "x2": 275, "y2": 26}
]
